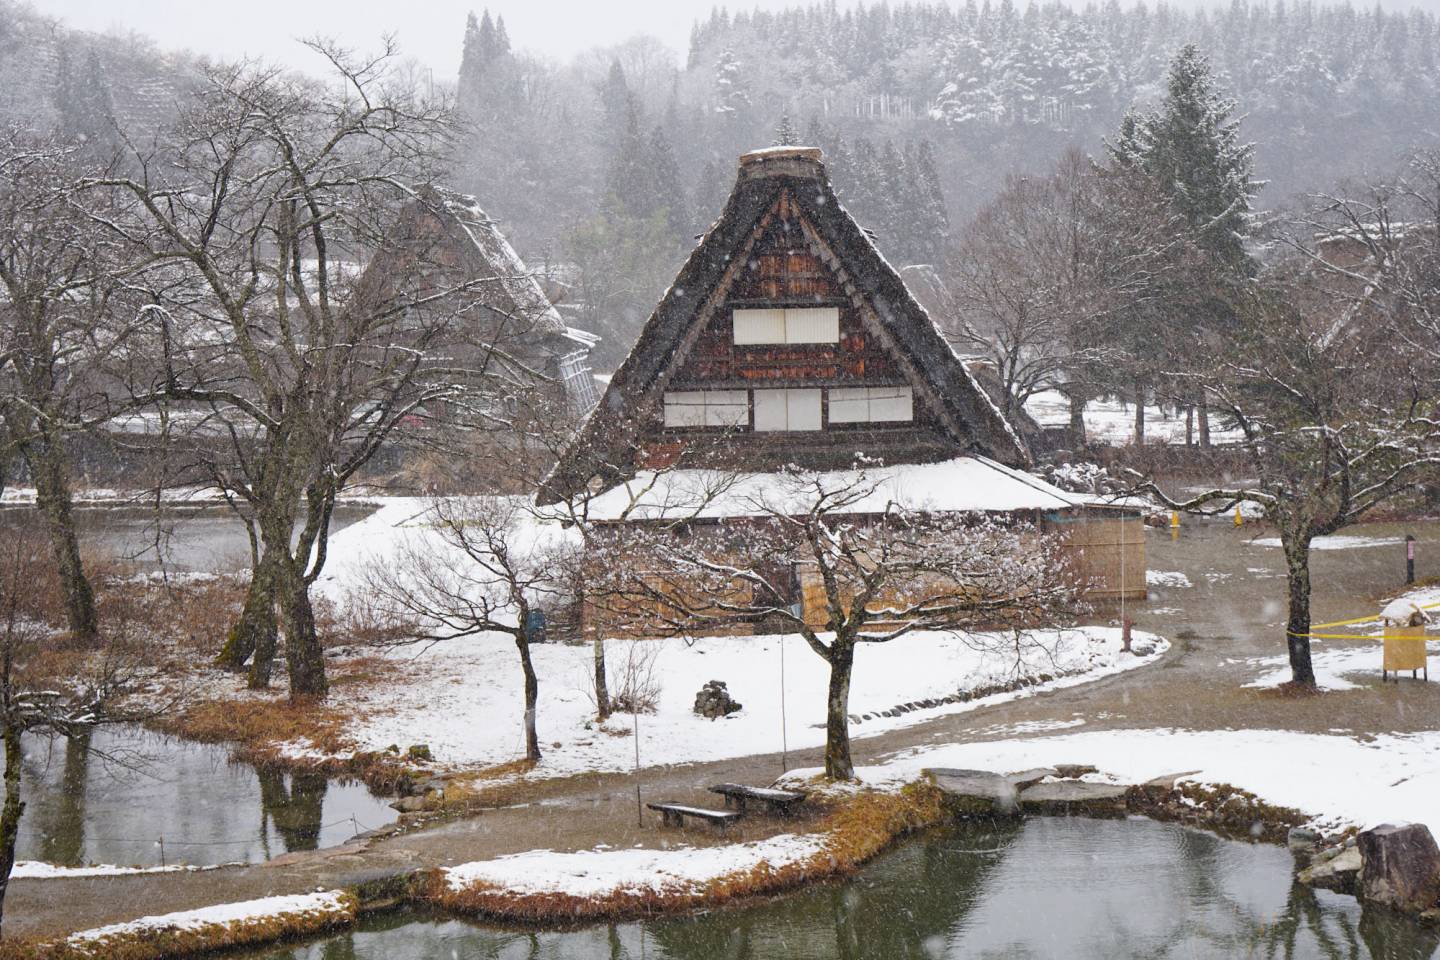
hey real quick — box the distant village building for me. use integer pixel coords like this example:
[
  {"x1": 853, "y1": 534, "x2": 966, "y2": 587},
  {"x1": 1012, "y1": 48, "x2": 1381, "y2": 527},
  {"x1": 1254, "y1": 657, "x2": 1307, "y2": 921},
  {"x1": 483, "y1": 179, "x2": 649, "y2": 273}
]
[
  {"x1": 363, "y1": 188, "x2": 599, "y2": 417},
  {"x1": 542, "y1": 147, "x2": 1142, "y2": 636}
]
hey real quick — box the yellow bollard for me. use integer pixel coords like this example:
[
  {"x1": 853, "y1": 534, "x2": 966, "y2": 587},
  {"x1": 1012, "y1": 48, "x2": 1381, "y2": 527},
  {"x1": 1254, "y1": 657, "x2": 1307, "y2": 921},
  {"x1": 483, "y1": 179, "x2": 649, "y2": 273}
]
[
  {"x1": 1170, "y1": 511, "x2": 1180, "y2": 529},
  {"x1": 1234, "y1": 505, "x2": 1243, "y2": 527}
]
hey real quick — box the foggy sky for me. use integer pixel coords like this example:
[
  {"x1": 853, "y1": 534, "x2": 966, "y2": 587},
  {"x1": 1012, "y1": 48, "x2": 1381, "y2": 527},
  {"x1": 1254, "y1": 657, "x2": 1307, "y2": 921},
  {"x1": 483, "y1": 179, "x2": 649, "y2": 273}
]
[{"x1": 39, "y1": 0, "x2": 1440, "y2": 78}]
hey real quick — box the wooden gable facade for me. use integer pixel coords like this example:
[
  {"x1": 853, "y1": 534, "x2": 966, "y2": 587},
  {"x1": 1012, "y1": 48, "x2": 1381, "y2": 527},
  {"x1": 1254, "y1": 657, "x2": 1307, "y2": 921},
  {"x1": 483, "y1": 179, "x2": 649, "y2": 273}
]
[{"x1": 541, "y1": 147, "x2": 1026, "y2": 503}]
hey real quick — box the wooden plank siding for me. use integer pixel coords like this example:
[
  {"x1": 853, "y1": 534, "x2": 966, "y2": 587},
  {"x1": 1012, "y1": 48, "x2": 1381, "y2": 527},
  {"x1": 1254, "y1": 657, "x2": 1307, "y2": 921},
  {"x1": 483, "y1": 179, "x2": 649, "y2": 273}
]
[{"x1": 1042, "y1": 509, "x2": 1147, "y2": 602}]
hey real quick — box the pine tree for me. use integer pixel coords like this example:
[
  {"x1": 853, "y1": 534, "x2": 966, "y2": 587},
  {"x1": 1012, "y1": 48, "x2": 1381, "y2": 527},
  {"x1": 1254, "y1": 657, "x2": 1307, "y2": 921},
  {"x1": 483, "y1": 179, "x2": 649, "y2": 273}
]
[
  {"x1": 772, "y1": 114, "x2": 799, "y2": 145},
  {"x1": 713, "y1": 49, "x2": 751, "y2": 118},
  {"x1": 691, "y1": 158, "x2": 724, "y2": 234},
  {"x1": 457, "y1": 13, "x2": 485, "y2": 114},
  {"x1": 644, "y1": 123, "x2": 686, "y2": 238},
  {"x1": 54, "y1": 43, "x2": 115, "y2": 147},
  {"x1": 1143, "y1": 44, "x2": 1259, "y2": 273},
  {"x1": 908, "y1": 140, "x2": 951, "y2": 263}
]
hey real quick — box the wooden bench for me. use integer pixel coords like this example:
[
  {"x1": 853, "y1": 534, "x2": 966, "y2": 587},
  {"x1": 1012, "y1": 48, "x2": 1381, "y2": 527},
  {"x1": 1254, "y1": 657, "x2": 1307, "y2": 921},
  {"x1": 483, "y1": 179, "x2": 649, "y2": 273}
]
[
  {"x1": 646, "y1": 802, "x2": 743, "y2": 832},
  {"x1": 708, "y1": 783, "x2": 808, "y2": 816}
]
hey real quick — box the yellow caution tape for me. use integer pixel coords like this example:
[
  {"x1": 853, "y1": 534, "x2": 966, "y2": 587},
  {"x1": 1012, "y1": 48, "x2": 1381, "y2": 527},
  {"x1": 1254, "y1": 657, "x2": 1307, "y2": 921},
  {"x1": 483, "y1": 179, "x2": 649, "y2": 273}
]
[{"x1": 1283, "y1": 598, "x2": 1440, "y2": 639}]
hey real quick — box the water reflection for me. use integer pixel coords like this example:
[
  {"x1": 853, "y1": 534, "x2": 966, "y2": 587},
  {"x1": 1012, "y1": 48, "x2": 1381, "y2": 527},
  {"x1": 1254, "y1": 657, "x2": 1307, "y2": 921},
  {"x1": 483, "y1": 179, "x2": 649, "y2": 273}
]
[
  {"x1": 13, "y1": 726, "x2": 395, "y2": 867},
  {"x1": 244, "y1": 818, "x2": 1440, "y2": 960},
  {"x1": 259, "y1": 770, "x2": 329, "y2": 854}
]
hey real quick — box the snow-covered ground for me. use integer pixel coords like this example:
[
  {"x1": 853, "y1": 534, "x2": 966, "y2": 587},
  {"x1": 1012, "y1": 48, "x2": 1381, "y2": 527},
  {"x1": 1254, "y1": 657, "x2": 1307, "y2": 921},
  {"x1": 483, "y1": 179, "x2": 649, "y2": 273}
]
[
  {"x1": 1025, "y1": 390, "x2": 1244, "y2": 446},
  {"x1": 1237, "y1": 583, "x2": 1440, "y2": 691},
  {"x1": 827, "y1": 727, "x2": 1440, "y2": 838},
  {"x1": 1239, "y1": 641, "x2": 1440, "y2": 691},
  {"x1": 445, "y1": 833, "x2": 826, "y2": 896},
  {"x1": 325, "y1": 626, "x2": 1166, "y2": 774},
  {"x1": 307, "y1": 497, "x2": 1169, "y2": 774},
  {"x1": 12, "y1": 861, "x2": 214, "y2": 880},
  {"x1": 65, "y1": 891, "x2": 351, "y2": 950},
  {"x1": 439, "y1": 723, "x2": 1440, "y2": 903}
]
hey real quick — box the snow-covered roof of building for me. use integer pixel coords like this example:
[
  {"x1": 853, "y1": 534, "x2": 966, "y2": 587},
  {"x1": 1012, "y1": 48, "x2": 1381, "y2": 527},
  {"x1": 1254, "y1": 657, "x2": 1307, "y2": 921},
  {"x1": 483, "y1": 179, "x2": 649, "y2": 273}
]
[
  {"x1": 539, "y1": 146, "x2": 1027, "y2": 505},
  {"x1": 434, "y1": 188, "x2": 567, "y2": 337},
  {"x1": 582, "y1": 456, "x2": 1082, "y2": 522}
]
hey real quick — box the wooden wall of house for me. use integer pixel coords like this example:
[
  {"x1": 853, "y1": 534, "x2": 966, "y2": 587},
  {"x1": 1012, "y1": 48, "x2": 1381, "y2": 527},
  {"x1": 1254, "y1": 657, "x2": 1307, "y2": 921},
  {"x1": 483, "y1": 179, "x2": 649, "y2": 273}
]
[
  {"x1": 640, "y1": 192, "x2": 960, "y2": 472},
  {"x1": 1044, "y1": 510, "x2": 1147, "y2": 602}
]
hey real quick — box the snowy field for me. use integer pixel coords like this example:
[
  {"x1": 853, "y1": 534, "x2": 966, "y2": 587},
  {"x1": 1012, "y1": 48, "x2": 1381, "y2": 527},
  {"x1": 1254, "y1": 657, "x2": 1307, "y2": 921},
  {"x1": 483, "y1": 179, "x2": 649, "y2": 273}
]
[
  {"x1": 323, "y1": 626, "x2": 1165, "y2": 774},
  {"x1": 836, "y1": 727, "x2": 1440, "y2": 838},
  {"x1": 307, "y1": 498, "x2": 1168, "y2": 774},
  {"x1": 1025, "y1": 390, "x2": 1244, "y2": 446},
  {"x1": 1248, "y1": 534, "x2": 1405, "y2": 551}
]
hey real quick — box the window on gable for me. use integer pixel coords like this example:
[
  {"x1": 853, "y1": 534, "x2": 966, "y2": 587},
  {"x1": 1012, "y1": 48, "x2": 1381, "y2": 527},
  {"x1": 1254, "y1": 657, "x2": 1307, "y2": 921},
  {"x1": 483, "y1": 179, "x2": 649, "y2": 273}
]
[
  {"x1": 753, "y1": 388, "x2": 822, "y2": 431},
  {"x1": 732, "y1": 307, "x2": 839, "y2": 345},
  {"x1": 827, "y1": 386, "x2": 914, "y2": 424},
  {"x1": 663, "y1": 390, "x2": 749, "y2": 428}
]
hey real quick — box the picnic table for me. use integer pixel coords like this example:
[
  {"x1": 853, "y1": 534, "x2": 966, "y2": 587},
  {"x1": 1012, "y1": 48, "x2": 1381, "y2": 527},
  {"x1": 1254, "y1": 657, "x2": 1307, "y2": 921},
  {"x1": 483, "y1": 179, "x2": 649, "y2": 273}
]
[{"x1": 708, "y1": 782, "x2": 808, "y2": 816}]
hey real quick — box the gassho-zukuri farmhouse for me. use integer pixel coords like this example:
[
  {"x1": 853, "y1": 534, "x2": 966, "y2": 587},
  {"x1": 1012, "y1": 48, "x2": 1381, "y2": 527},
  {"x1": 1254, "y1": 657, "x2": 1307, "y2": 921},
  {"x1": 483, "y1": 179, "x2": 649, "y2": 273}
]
[{"x1": 540, "y1": 146, "x2": 1146, "y2": 637}]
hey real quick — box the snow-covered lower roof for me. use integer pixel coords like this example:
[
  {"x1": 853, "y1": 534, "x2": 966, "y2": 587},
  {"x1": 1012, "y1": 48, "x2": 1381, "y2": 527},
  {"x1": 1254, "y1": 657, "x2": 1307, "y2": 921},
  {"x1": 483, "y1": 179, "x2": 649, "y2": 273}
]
[{"x1": 583, "y1": 456, "x2": 1083, "y2": 523}]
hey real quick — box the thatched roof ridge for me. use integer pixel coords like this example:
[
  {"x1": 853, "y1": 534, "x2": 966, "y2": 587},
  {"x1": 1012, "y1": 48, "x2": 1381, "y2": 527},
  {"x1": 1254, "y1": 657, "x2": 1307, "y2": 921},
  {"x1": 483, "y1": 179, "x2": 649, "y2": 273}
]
[{"x1": 538, "y1": 148, "x2": 1028, "y2": 505}]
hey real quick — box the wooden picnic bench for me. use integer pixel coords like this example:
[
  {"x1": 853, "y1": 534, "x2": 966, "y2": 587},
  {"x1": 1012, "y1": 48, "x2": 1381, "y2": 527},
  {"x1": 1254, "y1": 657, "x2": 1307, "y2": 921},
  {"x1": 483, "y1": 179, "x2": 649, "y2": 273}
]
[
  {"x1": 708, "y1": 783, "x2": 808, "y2": 816},
  {"x1": 646, "y1": 802, "x2": 743, "y2": 832}
]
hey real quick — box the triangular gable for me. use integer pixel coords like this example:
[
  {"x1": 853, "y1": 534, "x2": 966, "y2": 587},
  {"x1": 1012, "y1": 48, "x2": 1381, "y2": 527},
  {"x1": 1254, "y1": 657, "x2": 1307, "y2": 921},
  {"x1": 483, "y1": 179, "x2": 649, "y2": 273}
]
[{"x1": 539, "y1": 146, "x2": 1027, "y2": 505}]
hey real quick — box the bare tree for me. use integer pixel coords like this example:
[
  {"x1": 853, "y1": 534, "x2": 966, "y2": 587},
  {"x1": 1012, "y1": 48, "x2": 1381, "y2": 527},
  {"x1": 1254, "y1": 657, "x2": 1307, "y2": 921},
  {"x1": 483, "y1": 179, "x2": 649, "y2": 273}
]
[
  {"x1": 1138, "y1": 270, "x2": 1440, "y2": 687},
  {"x1": 943, "y1": 150, "x2": 1190, "y2": 438},
  {"x1": 0, "y1": 128, "x2": 138, "y2": 644},
  {"x1": 96, "y1": 41, "x2": 547, "y2": 699},
  {"x1": 0, "y1": 518, "x2": 158, "y2": 934},
  {"x1": 593, "y1": 467, "x2": 1079, "y2": 780},
  {"x1": 367, "y1": 496, "x2": 575, "y2": 763}
]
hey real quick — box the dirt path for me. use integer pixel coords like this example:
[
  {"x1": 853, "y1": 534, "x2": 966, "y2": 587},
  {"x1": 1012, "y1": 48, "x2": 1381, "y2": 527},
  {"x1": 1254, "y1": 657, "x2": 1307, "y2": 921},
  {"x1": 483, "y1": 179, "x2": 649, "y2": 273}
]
[{"x1": 11, "y1": 518, "x2": 1440, "y2": 941}]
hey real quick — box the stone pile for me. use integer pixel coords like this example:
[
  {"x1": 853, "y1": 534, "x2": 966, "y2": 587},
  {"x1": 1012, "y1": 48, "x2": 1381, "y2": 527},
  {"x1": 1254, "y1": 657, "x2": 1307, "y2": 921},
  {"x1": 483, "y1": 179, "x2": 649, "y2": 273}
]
[{"x1": 693, "y1": 680, "x2": 742, "y2": 719}]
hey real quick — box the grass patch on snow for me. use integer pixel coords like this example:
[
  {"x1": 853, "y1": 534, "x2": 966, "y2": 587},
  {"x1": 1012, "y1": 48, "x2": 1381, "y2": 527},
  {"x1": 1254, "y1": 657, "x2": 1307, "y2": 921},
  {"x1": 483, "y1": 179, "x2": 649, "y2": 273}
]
[
  {"x1": 432, "y1": 782, "x2": 948, "y2": 923},
  {"x1": 2, "y1": 891, "x2": 357, "y2": 960}
]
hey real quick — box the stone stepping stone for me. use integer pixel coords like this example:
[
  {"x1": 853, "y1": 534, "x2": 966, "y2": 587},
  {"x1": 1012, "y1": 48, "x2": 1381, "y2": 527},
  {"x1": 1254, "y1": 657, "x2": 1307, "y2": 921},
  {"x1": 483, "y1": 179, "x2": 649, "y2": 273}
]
[
  {"x1": 924, "y1": 768, "x2": 1021, "y2": 817},
  {"x1": 1018, "y1": 780, "x2": 1131, "y2": 816}
]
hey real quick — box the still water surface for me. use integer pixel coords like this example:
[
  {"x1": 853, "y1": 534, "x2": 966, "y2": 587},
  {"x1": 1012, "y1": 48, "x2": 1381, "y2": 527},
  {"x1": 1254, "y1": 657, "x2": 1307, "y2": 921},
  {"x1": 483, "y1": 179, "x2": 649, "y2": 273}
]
[
  {"x1": 243, "y1": 817, "x2": 1438, "y2": 960},
  {"x1": 17, "y1": 726, "x2": 397, "y2": 867}
]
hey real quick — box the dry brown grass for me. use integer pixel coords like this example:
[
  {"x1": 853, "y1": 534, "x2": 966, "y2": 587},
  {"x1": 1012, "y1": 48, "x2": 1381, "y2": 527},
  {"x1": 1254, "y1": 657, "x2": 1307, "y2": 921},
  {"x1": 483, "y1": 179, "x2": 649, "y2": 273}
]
[
  {"x1": 162, "y1": 697, "x2": 354, "y2": 760},
  {"x1": 0, "y1": 892, "x2": 359, "y2": 960},
  {"x1": 433, "y1": 782, "x2": 948, "y2": 922}
]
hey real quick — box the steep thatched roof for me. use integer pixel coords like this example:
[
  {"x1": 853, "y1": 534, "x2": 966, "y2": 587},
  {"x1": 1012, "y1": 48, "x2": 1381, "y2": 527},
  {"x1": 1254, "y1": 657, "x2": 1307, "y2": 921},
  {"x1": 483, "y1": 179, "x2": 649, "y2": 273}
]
[{"x1": 539, "y1": 147, "x2": 1027, "y2": 505}]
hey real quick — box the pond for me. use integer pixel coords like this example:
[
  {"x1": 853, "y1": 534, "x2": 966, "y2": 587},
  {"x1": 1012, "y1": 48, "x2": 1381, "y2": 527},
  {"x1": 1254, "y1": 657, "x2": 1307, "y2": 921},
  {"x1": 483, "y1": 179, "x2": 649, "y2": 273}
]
[
  {"x1": 243, "y1": 817, "x2": 1439, "y2": 959},
  {"x1": 15, "y1": 726, "x2": 398, "y2": 868},
  {"x1": 69, "y1": 503, "x2": 378, "y2": 573}
]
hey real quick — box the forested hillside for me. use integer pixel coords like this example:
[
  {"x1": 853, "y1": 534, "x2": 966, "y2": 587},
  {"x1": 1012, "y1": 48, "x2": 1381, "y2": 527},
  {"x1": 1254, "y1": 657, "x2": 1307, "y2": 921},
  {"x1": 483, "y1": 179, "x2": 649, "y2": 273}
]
[{"x1": 5, "y1": 0, "x2": 1439, "y2": 364}]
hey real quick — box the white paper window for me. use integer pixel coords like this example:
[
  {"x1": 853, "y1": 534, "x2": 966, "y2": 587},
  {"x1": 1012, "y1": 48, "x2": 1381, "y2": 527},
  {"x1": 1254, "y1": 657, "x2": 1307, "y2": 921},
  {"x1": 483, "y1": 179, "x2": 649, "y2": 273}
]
[
  {"x1": 733, "y1": 308, "x2": 787, "y2": 345},
  {"x1": 732, "y1": 307, "x2": 839, "y2": 345},
  {"x1": 663, "y1": 390, "x2": 749, "y2": 428},
  {"x1": 753, "y1": 388, "x2": 822, "y2": 431},
  {"x1": 827, "y1": 386, "x2": 913, "y2": 424},
  {"x1": 782, "y1": 308, "x2": 840, "y2": 344}
]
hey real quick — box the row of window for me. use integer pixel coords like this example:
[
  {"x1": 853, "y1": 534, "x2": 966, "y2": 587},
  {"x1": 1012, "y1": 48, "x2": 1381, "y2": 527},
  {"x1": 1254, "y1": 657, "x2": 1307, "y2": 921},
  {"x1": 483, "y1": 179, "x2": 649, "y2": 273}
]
[{"x1": 662, "y1": 386, "x2": 914, "y2": 431}]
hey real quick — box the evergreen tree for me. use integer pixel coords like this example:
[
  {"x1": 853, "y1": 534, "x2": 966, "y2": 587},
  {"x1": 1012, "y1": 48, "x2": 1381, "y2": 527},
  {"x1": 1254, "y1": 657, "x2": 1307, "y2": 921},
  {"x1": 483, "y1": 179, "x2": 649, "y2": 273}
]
[
  {"x1": 54, "y1": 43, "x2": 115, "y2": 147},
  {"x1": 691, "y1": 158, "x2": 725, "y2": 234},
  {"x1": 598, "y1": 60, "x2": 635, "y2": 155},
  {"x1": 907, "y1": 140, "x2": 951, "y2": 263},
  {"x1": 1141, "y1": 44, "x2": 1259, "y2": 273},
  {"x1": 644, "y1": 123, "x2": 686, "y2": 238},
  {"x1": 772, "y1": 114, "x2": 799, "y2": 145}
]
